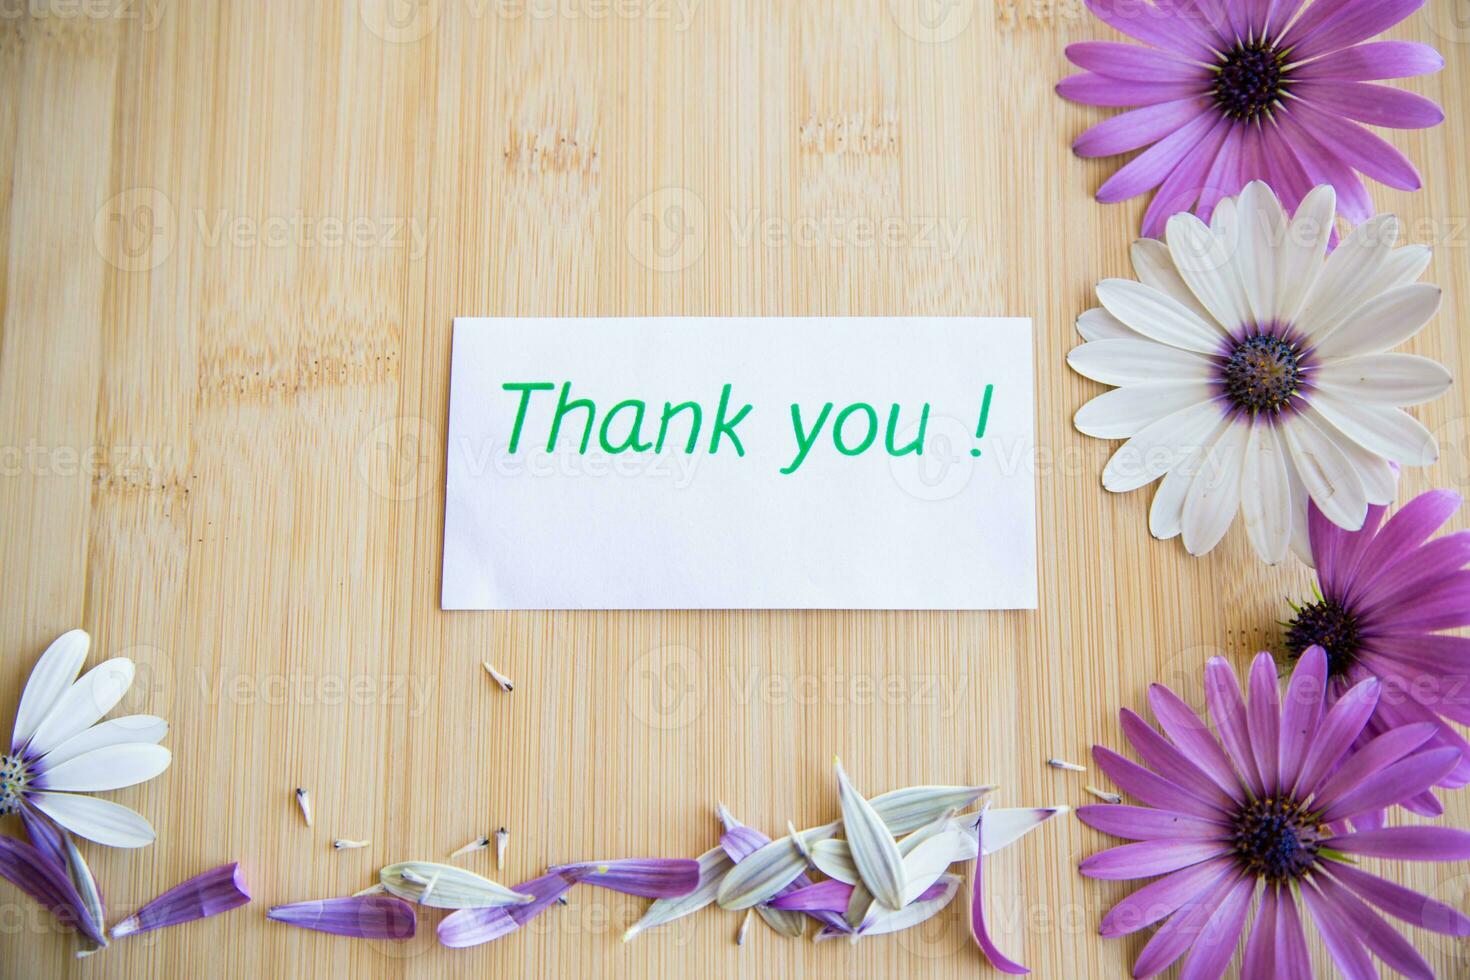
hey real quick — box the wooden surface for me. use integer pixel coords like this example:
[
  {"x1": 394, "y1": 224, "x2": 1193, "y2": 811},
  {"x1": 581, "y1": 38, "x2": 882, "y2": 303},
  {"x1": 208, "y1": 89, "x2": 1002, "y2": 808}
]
[{"x1": 1, "y1": 1, "x2": 1467, "y2": 976}]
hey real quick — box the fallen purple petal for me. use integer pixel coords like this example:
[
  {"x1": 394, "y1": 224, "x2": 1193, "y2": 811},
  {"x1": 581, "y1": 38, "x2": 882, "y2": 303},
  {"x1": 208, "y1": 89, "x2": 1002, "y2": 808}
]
[
  {"x1": 438, "y1": 871, "x2": 576, "y2": 948},
  {"x1": 769, "y1": 878, "x2": 950, "y2": 914},
  {"x1": 266, "y1": 895, "x2": 415, "y2": 940},
  {"x1": 0, "y1": 835, "x2": 106, "y2": 946},
  {"x1": 971, "y1": 812, "x2": 1028, "y2": 974},
  {"x1": 546, "y1": 859, "x2": 699, "y2": 899},
  {"x1": 112, "y1": 863, "x2": 251, "y2": 940}
]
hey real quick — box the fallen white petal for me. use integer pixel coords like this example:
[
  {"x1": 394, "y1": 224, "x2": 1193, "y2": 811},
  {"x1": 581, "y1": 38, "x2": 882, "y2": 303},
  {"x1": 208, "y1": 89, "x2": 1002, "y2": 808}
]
[
  {"x1": 835, "y1": 760, "x2": 907, "y2": 911},
  {"x1": 381, "y1": 861, "x2": 532, "y2": 909}
]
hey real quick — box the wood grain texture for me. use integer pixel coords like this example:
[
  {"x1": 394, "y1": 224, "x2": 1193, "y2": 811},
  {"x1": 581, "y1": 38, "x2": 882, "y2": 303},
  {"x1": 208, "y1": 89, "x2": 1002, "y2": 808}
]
[{"x1": 2, "y1": 0, "x2": 1468, "y2": 975}]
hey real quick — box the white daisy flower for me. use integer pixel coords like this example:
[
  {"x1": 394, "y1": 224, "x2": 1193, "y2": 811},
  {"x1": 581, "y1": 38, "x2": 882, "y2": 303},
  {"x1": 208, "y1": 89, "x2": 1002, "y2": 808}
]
[
  {"x1": 1069, "y1": 181, "x2": 1448, "y2": 564},
  {"x1": 1, "y1": 630, "x2": 170, "y2": 847}
]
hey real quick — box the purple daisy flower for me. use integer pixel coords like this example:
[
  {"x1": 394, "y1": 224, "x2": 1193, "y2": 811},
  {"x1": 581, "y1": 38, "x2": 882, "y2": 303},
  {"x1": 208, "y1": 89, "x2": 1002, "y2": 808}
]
[
  {"x1": 1283, "y1": 488, "x2": 1470, "y2": 819},
  {"x1": 1080, "y1": 648, "x2": 1470, "y2": 979},
  {"x1": 1059, "y1": 0, "x2": 1445, "y2": 236}
]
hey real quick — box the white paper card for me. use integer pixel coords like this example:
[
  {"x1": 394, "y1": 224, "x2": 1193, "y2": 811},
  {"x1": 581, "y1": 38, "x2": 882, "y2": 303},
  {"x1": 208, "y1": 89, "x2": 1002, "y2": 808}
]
[{"x1": 442, "y1": 317, "x2": 1036, "y2": 610}]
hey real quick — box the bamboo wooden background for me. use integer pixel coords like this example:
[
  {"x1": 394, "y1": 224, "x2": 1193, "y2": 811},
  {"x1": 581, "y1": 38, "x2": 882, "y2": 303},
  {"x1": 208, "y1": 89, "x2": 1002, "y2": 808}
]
[{"x1": 1, "y1": 1, "x2": 1467, "y2": 976}]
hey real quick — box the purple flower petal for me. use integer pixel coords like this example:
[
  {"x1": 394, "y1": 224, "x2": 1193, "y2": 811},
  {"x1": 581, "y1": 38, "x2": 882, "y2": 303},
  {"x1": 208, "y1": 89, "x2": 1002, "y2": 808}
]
[
  {"x1": 1295, "y1": 677, "x2": 1380, "y2": 797},
  {"x1": 1097, "y1": 856, "x2": 1234, "y2": 938},
  {"x1": 0, "y1": 835, "x2": 106, "y2": 946},
  {"x1": 1065, "y1": 41, "x2": 1209, "y2": 83},
  {"x1": 970, "y1": 811, "x2": 1027, "y2": 975},
  {"x1": 1073, "y1": 99, "x2": 1211, "y2": 159},
  {"x1": 1312, "y1": 871, "x2": 1435, "y2": 980},
  {"x1": 1174, "y1": 866, "x2": 1253, "y2": 979},
  {"x1": 111, "y1": 863, "x2": 251, "y2": 939},
  {"x1": 1281, "y1": 100, "x2": 1422, "y2": 191},
  {"x1": 437, "y1": 872, "x2": 575, "y2": 948},
  {"x1": 1075, "y1": 804, "x2": 1228, "y2": 841},
  {"x1": 1294, "y1": 81, "x2": 1443, "y2": 130},
  {"x1": 1310, "y1": 722, "x2": 1437, "y2": 806},
  {"x1": 1299, "y1": 876, "x2": 1379, "y2": 980},
  {"x1": 267, "y1": 895, "x2": 416, "y2": 940},
  {"x1": 20, "y1": 806, "x2": 67, "y2": 870},
  {"x1": 1056, "y1": 72, "x2": 1205, "y2": 108},
  {"x1": 1079, "y1": 840, "x2": 1229, "y2": 880},
  {"x1": 1118, "y1": 709, "x2": 1235, "y2": 812},
  {"x1": 1097, "y1": 110, "x2": 1221, "y2": 204},
  {"x1": 1293, "y1": 41, "x2": 1444, "y2": 82},
  {"x1": 1082, "y1": 0, "x2": 1217, "y2": 59},
  {"x1": 1139, "y1": 115, "x2": 1233, "y2": 237},
  {"x1": 765, "y1": 879, "x2": 852, "y2": 913},
  {"x1": 1326, "y1": 825, "x2": 1470, "y2": 861},
  {"x1": 1317, "y1": 746, "x2": 1460, "y2": 822},
  {"x1": 1241, "y1": 881, "x2": 1278, "y2": 976},
  {"x1": 1278, "y1": 647, "x2": 1327, "y2": 791},
  {"x1": 1246, "y1": 653, "x2": 1282, "y2": 793},
  {"x1": 1203, "y1": 657, "x2": 1264, "y2": 796},
  {"x1": 1131, "y1": 870, "x2": 1245, "y2": 978},
  {"x1": 1146, "y1": 683, "x2": 1243, "y2": 803},
  {"x1": 1271, "y1": 108, "x2": 1375, "y2": 223},
  {"x1": 546, "y1": 859, "x2": 699, "y2": 899},
  {"x1": 1324, "y1": 861, "x2": 1470, "y2": 936},
  {"x1": 718, "y1": 825, "x2": 769, "y2": 864},
  {"x1": 1091, "y1": 746, "x2": 1225, "y2": 820},
  {"x1": 1282, "y1": 0, "x2": 1427, "y2": 63}
]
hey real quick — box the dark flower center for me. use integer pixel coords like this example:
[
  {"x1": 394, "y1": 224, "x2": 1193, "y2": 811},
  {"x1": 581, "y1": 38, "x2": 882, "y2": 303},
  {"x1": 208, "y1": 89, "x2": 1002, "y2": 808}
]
[
  {"x1": 1222, "y1": 334, "x2": 1304, "y2": 416},
  {"x1": 1233, "y1": 795, "x2": 1324, "y2": 882},
  {"x1": 1214, "y1": 42, "x2": 1287, "y2": 121},
  {"x1": 1285, "y1": 599, "x2": 1362, "y2": 677},
  {"x1": 0, "y1": 754, "x2": 31, "y2": 816}
]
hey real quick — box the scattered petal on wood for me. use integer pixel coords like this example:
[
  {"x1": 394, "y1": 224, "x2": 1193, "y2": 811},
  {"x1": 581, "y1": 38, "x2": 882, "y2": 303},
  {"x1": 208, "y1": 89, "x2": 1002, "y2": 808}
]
[
  {"x1": 380, "y1": 862, "x2": 532, "y2": 909},
  {"x1": 0, "y1": 835, "x2": 106, "y2": 947},
  {"x1": 111, "y1": 864, "x2": 251, "y2": 940},
  {"x1": 332, "y1": 839, "x2": 369, "y2": 851},
  {"x1": 861, "y1": 874, "x2": 962, "y2": 938},
  {"x1": 267, "y1": 896, "x2": 415, "y2": 940},
  {"x1": 482, "y1": 662, "x2": 513, "y2": 693},
  {"x1": 735, "y1": 909, "x2": 752, "y2": 945},
  {"x1": 294, "y1": 789, "x2": 312, "y2": 828},
  {"x1": 1086, "y1": 786, "x2": 1122, "y2": 805},
  {"x1": 623, "y1": 844, "x2": 733, "y2": 941},
  {"x1": 451, "y1": 836, "x2": 490, "y2": 860},
  {"x1": 970, "y1": 811, "x2": 1029, "y2": 974},
  {"x1": 546, "y1": 859, "x2": 700, "y2": 899},
  {"x1": 715, "y1": 823, "x2": 839, "y2": 910},
  {"x1": 437, "y1": 872, "x2": 575, "y2": 948},
  {"x1": 1047, "y1": 759, "x2": 1086, "y2": 773},
  {"x1": 834, "y1": 758, "x2": 908, "y2": 912},
  {"x1": 495, "y1": 827, "x2": 508, "y2": 869}
]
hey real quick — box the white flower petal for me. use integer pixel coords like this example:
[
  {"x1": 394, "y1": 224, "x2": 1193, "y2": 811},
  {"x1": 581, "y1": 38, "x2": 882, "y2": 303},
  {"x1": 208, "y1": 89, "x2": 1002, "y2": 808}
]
[
  {"x1": 1240, "y1": 424, "x2": 1292, "y2": 565},
  {"x1": 1150, "y1": 417, "x2": 1230, "y2": 540},
  {"x1": 1068, "y1": 339, "x2": 1215, "y2": 387},
  {"x1": 1305, "y1": 405, "x2": 1398, "y2": 506},
  {"x1": 1275, "y1": 184, "x2": 1335, "y2": 325},
  {"x1": 856, "y1": 875, "x2": 961, "y2": 938},
  {"x1": 1382, "y1": 244, "x2": 1432, "y2": 290},
  {"x1": 834, "y1": 760, "x2": 906, "y2": 911},
  {"x1": 25, "y1": 659, "x2": 136, "y2": 758},
  {"x1": 1285, "y1": 457, "x2": 1313, "y2": 566},
  {"x1": 1182, "y1": 421, "x2": 1249, "y2": 556},
  {"x1": 1281, "y1": 412, "x2": 1368, "y2": 531},
  {"x1": 11, "y1": 630, "x2": 89, "y2": 753},
  {"x1": 1297, "y1": 214, "x2": 1399, "y2": 340},
  {"x1": 1313, "y1": 353, "x2": 1452, "y2": 406},
  {"x1": 1130, "y1": 238, "x2": 1215, "y2": 325},
  {"x1": 1096, "y1": 279, "x2": 1225, "y2": 354},
  {"x1": 1076, "y1": 307, "x2": 1135, "y2": 342},
  {"x1": 1103, "y1": 400, "x2": 1228, "y2": 494},
  {"x1": 1311, "y1": 394, "x2": 1438, "y2": 468},
  {"x1": 38, "y1": 743, "x2": 171, "y2": 792},
  {"x1": 1166, "y1": 211, "x2": 1253, "y2": 333},
  {"x1": 1311, "y1": 284, "x2": 1442, "y2": 361},
  {"x1": 1075, "y1": 384, "x2": 1214, "y2": 440},
  {"x1": 1236, "y1": 182, "x2": 1284, "y2": 327},
  {"x1": 29, "y1": 792, "x2": 156, "y2": 848},
  {"x1": 976, "y1": 806, "x2": 1067, "y2": 856},
  {"x1": 39, "y1": 716, "x2": 168, "y2": 768},
  {"x1": 897, "y1": 827, "x2": 974, "y2": 906}
]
